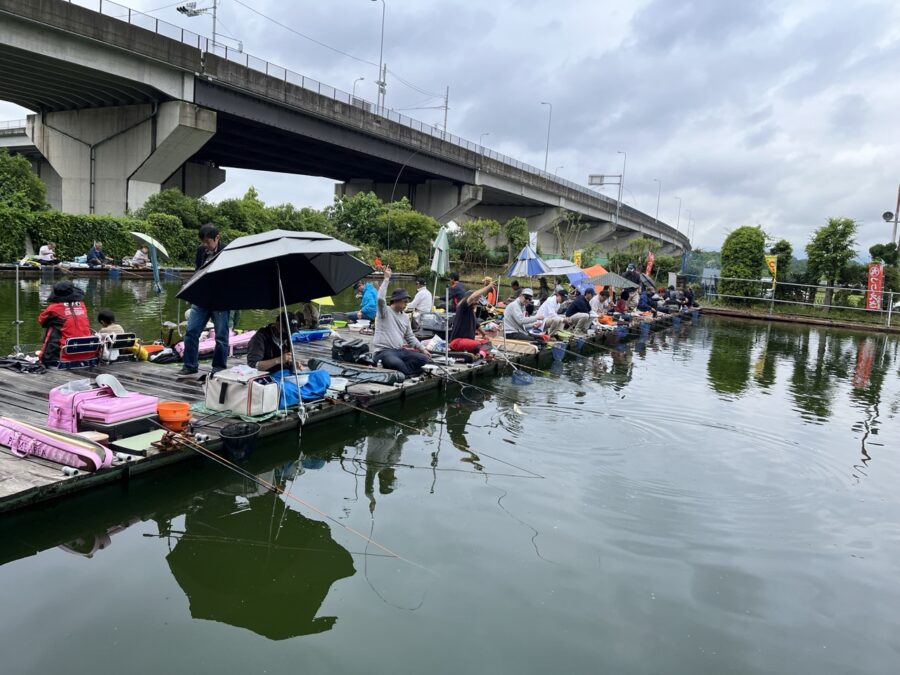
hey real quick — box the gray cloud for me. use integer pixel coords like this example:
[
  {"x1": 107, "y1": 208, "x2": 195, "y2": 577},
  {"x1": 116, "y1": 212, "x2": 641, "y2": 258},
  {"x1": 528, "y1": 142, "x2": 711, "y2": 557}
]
[{"x1": 2, "y1": 0, "x2": 899, "y2": 256}]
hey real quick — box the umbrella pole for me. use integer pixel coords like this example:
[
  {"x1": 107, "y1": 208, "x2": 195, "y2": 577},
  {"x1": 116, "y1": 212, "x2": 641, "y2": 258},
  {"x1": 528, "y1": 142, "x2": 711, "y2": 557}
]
[
  {"x1": 277, "y1": 267, "x2": 306, "y2": 425},
  {"x1": 14, "y1": 263, "x2": 22, "y2": 354}
]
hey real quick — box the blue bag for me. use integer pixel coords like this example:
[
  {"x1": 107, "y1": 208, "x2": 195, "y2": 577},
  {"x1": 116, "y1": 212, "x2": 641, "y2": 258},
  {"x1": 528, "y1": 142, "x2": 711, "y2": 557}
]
[{"x1": 271, "y1": 370, "x2": 331, "y2": 407}]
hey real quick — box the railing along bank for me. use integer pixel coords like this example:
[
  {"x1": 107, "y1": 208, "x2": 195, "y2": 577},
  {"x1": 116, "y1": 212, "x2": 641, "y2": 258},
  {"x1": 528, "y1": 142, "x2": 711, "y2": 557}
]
[{"x1": 681, "y1": 273, "x2": 897, "y2": 327}]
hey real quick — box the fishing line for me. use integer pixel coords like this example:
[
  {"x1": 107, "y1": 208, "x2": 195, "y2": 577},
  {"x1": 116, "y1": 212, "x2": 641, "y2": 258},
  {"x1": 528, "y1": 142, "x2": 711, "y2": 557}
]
[
  {"x1": 154, "y1": 426, "x2": 427, "y2": 570},
  {"x1": 332, "y1": 396, "x2": 544, "y2": 478}
]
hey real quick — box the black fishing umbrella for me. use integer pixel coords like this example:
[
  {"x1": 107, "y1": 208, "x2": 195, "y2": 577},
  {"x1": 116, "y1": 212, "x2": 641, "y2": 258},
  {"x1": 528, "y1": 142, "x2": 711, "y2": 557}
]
[
  {"x1": 176, "y1": 230, "x2": 373, "y2": 310},
  {"x1": 166, "y1": 489, "x2": 356, "y2": 640}
]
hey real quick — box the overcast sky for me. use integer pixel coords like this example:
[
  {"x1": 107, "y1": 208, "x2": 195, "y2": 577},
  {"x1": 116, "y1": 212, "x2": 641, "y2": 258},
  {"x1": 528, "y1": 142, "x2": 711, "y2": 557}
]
[{"x1": 2, "y1": 0, "x2": 899, "y2": 254}]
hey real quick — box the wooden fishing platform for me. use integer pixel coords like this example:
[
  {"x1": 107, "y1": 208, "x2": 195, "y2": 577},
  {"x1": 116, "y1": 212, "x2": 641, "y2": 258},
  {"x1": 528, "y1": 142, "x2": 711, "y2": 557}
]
[
  {"x1": 0, "y1": 263, "x2": 195, "y2": 281},
  {"x1": 0, "y1": 310, "x2": 699, "y2": 513}
]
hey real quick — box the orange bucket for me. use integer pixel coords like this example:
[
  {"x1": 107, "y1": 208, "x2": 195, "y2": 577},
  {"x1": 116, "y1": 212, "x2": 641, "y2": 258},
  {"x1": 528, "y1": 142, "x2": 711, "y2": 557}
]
[{"x1": 158, "y1": 401, "x2": 191, "y2": 432}]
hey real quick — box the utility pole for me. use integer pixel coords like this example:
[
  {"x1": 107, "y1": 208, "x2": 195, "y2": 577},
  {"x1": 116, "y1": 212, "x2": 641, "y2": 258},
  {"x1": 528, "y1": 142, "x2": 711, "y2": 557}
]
[
  {"x1": 653, "y1": 178, "x2": 661, "y2": 226},
  {"x1": 540, "y1": 102, "x2": 552, "y2": 172},
  {"x1": 894, "y1": 183, "x2": 900, "y2": 245},
  {"x1": 616, "y1": 150, "x2": 627, "y2": 230},
  {"x1": 675, "y1": 196, "x2": 682, "y2": 234},
  {"x1": 443, "y1": 85, "x2": 449, "y2": 137},
  {"x1": 371, "y1": 0, "x2": 386, "y2": 108}
]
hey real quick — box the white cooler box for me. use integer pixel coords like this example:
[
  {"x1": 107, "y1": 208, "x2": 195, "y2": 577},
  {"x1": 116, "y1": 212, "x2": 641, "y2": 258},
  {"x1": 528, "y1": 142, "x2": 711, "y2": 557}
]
[{"x1": 204, "y1": 369, "x2": 279, "y2": 417}]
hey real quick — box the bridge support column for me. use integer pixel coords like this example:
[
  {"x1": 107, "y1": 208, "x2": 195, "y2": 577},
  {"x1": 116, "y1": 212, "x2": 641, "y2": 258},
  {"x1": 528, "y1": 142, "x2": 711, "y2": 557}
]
[
  {"x1": 414, "y1": 181, "x2": 482, "y2": 223},
  {"x1": 27, "y1": 101, "x2": 217, "y2": 215}
]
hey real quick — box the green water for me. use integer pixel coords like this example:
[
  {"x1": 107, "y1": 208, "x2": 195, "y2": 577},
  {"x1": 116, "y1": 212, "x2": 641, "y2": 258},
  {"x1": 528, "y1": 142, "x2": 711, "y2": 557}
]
[{"x1": 2, "y1": 279, "x2": 900, "y2": 674}]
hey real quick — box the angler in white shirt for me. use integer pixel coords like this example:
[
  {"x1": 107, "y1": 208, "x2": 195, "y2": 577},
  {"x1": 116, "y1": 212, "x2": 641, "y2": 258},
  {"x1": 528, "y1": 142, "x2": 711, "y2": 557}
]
[
  {"x1": 406, "y1": 278, "x2": 433, "y2": 314},
  {"x1": 536, "y1": 289, "x2": 566, "y2": 336}
]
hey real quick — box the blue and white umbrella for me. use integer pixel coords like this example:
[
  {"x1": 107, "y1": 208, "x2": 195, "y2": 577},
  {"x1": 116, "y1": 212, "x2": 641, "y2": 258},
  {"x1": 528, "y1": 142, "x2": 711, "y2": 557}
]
[{"x1": 505, "y1": 245, "x2": 550, "y2": 278}]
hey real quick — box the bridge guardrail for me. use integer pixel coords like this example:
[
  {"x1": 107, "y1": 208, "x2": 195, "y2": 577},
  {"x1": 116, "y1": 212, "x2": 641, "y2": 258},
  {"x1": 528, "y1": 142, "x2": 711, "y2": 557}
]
[
  {"x1": 62, "y1": 0, "x2": 686, "y2": 245},
  {"x1": 0, "y1": 119, "x2": 26, "y2": 130}
]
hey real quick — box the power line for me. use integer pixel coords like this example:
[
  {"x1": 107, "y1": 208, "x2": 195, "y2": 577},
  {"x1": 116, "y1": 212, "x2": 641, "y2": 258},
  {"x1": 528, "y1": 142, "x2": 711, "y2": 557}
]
[
  {"x1": 231, "y1": 0, "x2": 377, "y2": 67},
  {"x1": 229, "y1": 0, "x2": 444, "y2": 102},
  {"x1": 386, "y1": 67, "x2": 443, "y2": 98}
]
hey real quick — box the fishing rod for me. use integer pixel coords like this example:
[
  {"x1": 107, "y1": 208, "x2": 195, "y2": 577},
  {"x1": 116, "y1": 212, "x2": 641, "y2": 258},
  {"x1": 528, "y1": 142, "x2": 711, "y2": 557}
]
[{"x1": 150, "y1": 422, "x2": 426, "y2": 569}]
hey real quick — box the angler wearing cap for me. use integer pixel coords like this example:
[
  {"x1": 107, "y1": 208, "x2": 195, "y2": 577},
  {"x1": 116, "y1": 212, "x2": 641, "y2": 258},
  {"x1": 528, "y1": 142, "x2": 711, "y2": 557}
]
[
  {"x1": 372, "y1": 267, "x2": 431, "y2": 377},
  {"x1": 38, "y1": 281, "x2": 92, "y2": 366},
  {"x1": 503, "y1": 287, "x2": 542, "y2": 340}
]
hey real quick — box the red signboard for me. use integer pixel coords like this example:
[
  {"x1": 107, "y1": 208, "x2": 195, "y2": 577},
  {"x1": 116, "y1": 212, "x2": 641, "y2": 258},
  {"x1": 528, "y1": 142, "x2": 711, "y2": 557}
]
[
  {"x1": 645, "y1": 251, "x2": 656, "y2": 276},
  {"x1": 866, "y1": 263, "x2": 884, "y2": 311}
]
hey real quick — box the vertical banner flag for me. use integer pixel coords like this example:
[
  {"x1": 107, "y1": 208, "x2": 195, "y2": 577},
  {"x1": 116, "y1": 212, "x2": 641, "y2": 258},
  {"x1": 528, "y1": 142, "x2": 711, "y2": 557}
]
[
  {"x1": 528, "y1": 231, "x2": 538, "y2": 250},
  {"x1": 573, "y1": 249, "x2": 583, "y2": 267},
  {"x1": 645, "y1": 251, "x2": 656, "y2": 276},
  {"x1": 765, "y1": 255, "x2": 778, "y2": 288},
  {"x1": 866, "y1": 263, "x2": 884, "y2": 311}
]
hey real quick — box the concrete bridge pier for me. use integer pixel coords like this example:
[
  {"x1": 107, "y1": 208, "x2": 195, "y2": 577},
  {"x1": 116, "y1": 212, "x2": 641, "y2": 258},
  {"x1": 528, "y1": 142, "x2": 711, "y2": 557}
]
[{"x1": 27, "y1": 101, "x2": 219, "y2": 215}]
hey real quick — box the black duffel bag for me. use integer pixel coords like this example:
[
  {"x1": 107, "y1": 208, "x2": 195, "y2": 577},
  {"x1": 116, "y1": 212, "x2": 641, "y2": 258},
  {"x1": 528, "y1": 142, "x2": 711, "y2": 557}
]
[{"x1": 332, "y1": 337, "x2": 370, "y2": 364}]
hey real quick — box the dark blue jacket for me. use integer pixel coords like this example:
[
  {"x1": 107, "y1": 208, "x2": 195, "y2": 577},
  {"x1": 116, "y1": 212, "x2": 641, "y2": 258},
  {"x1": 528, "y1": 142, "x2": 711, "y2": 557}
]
[{"x1": 565, "y1": 295, "x2": 591, "y2": 317}]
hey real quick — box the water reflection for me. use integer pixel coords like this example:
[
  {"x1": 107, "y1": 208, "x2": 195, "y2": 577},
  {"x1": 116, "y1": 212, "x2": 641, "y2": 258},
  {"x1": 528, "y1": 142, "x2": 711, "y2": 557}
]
[{"x1": 164, "y1": 480, "x2": 355, "y2": 640}]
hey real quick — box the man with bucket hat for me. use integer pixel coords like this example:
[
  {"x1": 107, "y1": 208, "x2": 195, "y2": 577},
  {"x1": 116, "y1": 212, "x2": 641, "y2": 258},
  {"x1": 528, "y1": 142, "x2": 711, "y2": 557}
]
[
  {"x1": 372, "y1": 267, "x2": 431, "y2": 378},
  {"x1": 38, "y1": 281, "x2": 92, "y2": 366}
]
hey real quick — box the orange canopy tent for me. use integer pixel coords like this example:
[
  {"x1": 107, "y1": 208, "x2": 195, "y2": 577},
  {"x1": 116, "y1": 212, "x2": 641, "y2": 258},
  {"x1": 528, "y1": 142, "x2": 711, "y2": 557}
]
[{"x1": 582, "y1": 263, "x2": 608, "y2": 292}]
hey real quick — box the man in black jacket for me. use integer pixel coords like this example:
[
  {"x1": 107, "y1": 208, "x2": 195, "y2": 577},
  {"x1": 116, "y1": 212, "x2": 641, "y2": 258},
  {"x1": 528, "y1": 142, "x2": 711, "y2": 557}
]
[{"x1": 564, "y1": 288, "x2": 593, "y2": 335}]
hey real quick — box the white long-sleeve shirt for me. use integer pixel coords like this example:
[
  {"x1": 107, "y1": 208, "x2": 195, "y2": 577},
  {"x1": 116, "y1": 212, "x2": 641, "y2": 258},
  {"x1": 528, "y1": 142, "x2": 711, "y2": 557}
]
[
  {"x1": 407, "y1": 287, "x2": 433, "y2": 313},
  {"x1": 503, "y1": 299, "x2": 538, "y2": 335},
  {"x1": 535, "y1": 296, "x2": 559, "y2": 320}
]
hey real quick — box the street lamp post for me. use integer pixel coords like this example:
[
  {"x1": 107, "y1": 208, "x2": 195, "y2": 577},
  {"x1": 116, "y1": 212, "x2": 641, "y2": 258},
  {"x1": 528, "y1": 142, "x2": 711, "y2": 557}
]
[
  {"x1": 479, "y1": 132, "x2": 490, "y2": 146},
  {"x1": 555, "y1": 165, "x2": 564, "y2": 175},
  {"x1": 540, "y1": 101, "x2": 552, "y2": 173},
  {"x1": 352, "y1": 77, "x2": 365, "y2": 98},
  {"x1": 653, "y1": 178, "x2": 661, "y2": 226},
  {"x1": 675, "y1": 196, "x2": 682, "y2": 234},
  {"x1": 371, "y1": 0, "x2": 386, "y2": 108}
]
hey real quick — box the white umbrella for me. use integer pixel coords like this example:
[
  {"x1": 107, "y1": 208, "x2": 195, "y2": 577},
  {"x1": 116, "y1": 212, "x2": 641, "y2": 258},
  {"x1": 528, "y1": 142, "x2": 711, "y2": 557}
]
[{"x1": 430, "y1": 226, "x2": 450, "y2": 305}]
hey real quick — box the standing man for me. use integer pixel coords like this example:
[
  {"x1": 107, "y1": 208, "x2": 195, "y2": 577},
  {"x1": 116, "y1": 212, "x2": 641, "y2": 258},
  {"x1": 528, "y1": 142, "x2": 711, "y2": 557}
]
[
  {"x1": 372, "y1": 267, "x2": 431, "y2": 378},
  {"x1": 407, "y1": 278, "x2": 434, "y2": 315},
  {"x1": 178, "y1": 225, "x2": 230, "y2": 379},
  {"x1": 448, "y1": 272, "x2": 467, "y2": 311}
]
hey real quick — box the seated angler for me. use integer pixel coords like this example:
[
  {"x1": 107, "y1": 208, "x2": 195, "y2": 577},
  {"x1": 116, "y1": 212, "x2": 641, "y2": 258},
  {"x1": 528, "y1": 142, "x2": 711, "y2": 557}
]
[
  {"x1": 503, "y1": 287, "x2": 542, "y2": 340},
  {"x1": 38, "y1": 281, "x2": 92, "y2": 366},
  {"x1": 349, "y1": 280, "x2": 377, "y2": 322},
  {"x1": 86, "y1": 241, "x2": 113, "y2": 268},
  {"x1": 564, "y1": 287, "x2": 593, "y2": 335},
  {"x1": 97, "y1": 309, "x2": 125, "y2": 334},
  {"x1": 247, "y1": 314, "x2": 301, "y2": 373},
  {"x1": 448, "y1": 277, "x2": 495, "y2": 355},
  {"x1": 406, "y1": 278, "x2": 434, "y2": 315},
  {"x1": 372, "y1": 267, "x2": 432, "y2": 377},
  {"x1": 537, "y1": 289, "x2": 567, "y2": 337}
]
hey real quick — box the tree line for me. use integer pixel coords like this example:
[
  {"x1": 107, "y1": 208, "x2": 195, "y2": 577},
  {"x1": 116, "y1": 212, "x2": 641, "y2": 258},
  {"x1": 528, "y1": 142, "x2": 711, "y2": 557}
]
[{"x1": 718, "y1": 219, "x2": 899, "y2": 309}]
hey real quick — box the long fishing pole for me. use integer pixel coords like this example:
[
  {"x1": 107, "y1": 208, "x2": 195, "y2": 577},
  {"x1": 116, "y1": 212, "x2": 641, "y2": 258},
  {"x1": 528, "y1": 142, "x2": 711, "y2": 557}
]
[{"x1": 152, "y1": 424, "x2": 426, "y2": 569}]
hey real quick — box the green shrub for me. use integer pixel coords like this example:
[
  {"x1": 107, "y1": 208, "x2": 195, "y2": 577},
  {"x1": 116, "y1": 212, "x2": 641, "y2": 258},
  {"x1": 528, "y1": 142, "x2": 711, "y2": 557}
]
[
  {"x1": 381, "y1": 249, "x2": 419, "y2": 272},
  {"x1": 0, "y1": 207, "x2": 30, "y2": 262},
  {"x1": 720, "y1": 226, "x2": 766, "y2": 299}
]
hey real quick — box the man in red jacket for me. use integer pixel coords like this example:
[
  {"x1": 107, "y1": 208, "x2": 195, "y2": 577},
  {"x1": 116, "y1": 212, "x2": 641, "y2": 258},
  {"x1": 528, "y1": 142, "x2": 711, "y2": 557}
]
[{"x1": 38, "y1": 281, "x2": 92, "y2": 366}]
